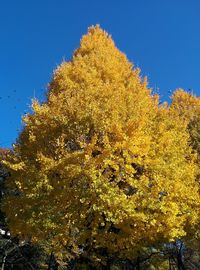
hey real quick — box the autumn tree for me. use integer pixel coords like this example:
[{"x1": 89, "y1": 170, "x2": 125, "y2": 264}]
[
  {"x1": 2, "y1": 26, "x2": 200, "y2": 268},
  {"x1": 171, "y1": 89, "x2": 200, "y2": 270}
]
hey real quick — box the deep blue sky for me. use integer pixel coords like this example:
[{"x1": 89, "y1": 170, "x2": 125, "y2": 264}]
[{"x1": 1, "y1": 1, "x2": 200, "y2": 148}]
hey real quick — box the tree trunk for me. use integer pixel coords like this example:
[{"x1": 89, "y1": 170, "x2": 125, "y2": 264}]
[
  {"x1": 48, "y1": 252, "x2": 59, "y2": 270},
  {"x1": 177, "y1": 252, "x2": 185, "y2": 270},
  {"x1": 1, "y1": 253, "x2": 7, "y2": 270},
  {"x1": 136, "y1": 256, "x2": 140, "y2": 270}
]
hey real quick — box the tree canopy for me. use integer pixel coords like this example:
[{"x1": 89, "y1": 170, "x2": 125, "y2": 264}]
[{"x1": 2, "y1": 26, "x2": 200, "y2": 265}]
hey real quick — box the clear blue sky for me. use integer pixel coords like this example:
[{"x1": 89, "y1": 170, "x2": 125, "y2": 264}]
[{"x1": 1, "y1": 0, "x2": 200, "y2": 148}]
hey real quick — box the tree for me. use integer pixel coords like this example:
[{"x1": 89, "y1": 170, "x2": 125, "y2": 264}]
[
  {"x1": 171, "y1": 89, "x2": 200, "y2": 270},
  {"x1": 2, "y1": 26, "x2": 200, "y2": 268}
]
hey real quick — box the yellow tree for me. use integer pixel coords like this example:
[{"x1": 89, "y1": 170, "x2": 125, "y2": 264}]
[
  {"x1": 171, "y1": 89, "x2": 200, "y2": 264},
  {"x1": 2, "y1": 26, "x2": 199, "y2": 265}
]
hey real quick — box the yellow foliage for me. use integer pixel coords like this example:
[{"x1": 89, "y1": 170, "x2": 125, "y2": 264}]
[
  {"x1": 2, "y1": 25, "x2": 200, "y2": 260},
  {"x1": 171, "y1": 89, "x2": 200, "y2": 122},
  {"x1": 171, "y1": 88, "x2": 200, "y2": 245}
]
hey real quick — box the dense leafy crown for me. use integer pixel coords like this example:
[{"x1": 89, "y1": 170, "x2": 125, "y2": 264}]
[{"x1": 3, "y1": 26, "x2": 199, "y2": 259}]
